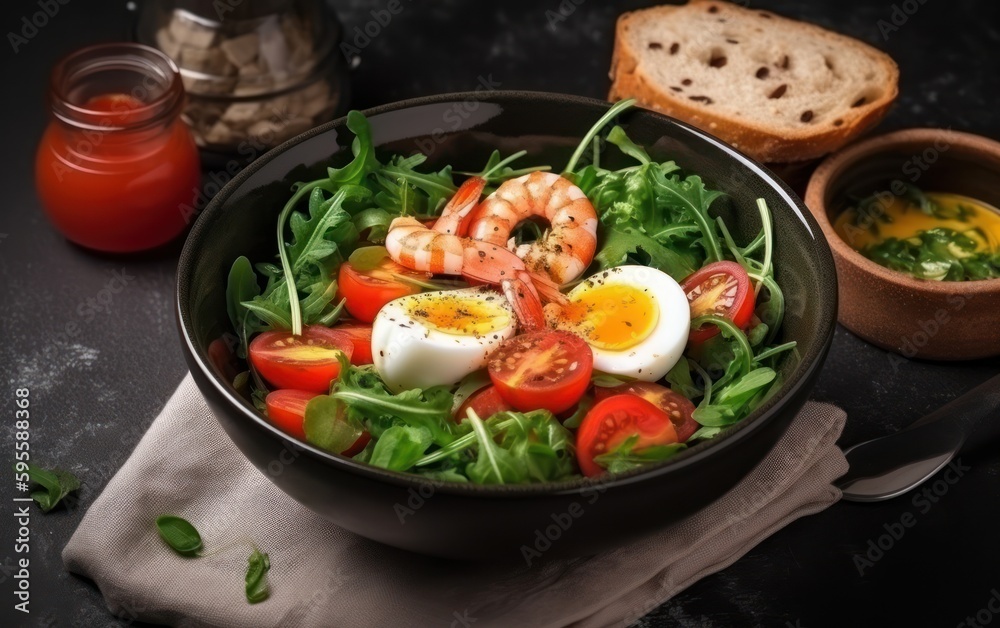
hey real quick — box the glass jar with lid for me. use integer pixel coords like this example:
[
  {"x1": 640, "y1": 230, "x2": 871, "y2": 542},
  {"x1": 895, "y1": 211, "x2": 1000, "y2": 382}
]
[{"x1": 135, "y1": 0, "x2": 349, "y2": 159}]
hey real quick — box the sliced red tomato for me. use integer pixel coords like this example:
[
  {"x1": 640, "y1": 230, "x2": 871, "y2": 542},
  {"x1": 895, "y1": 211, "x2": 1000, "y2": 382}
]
[
  {"x1": 249, "y1": 326, "x2": 354, "y2": 393},
  {"x1": 264, "y1": 389, "x2": 318, "y2": 440},
  {"x1": 680, "y1": 261, "x2": 755, "y2": 345},
  {"x1": 337, "y1": 246, "x2": 428, "y2": 323},
  {"x1": 595, "y1": 382, "x2": 698, "y2": 442},
  {"x1": 487, "y1": 330, "x2": 594, "y2": 414},
  {"x1": 333, "y1": 322, "x2": 374, "y2": 365},
  {"x1": 576, "y1": 394, "x2": 678, "y2": 477},
  {"x1": 456, "y1": 385, "x2": 513, "y2": 422},
  {"x1": 343, "y1": 431, "x2": 372, "y2": 456},
  {"x1": 207, "y1": 337, "x2": 240, "y2": 382},
  {"x1": 265, "y1": 389, "x2": 370, "y2": 454}
]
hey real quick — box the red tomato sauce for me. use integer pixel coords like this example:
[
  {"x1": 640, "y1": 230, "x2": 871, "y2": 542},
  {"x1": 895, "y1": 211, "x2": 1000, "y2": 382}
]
[{"x1": 35, "y1": 93, "x2": 201, "y2": 253}]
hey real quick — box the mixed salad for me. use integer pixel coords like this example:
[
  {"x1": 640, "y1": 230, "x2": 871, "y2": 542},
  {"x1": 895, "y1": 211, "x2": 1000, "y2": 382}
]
[{"x1": 223, "y1": 100, "x2": 796, "y2": 484}]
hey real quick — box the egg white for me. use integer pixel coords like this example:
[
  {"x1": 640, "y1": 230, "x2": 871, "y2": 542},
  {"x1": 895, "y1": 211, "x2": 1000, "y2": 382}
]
[
  {"x1": 371, "y1": 286, "x2": 516, "y2": 393},
  {"x1": 560, "y1": 265, "x2": 690, "y2": 381}
]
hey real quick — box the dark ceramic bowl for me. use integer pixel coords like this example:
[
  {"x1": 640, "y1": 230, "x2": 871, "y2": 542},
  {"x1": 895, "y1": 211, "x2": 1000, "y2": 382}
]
[{"x1": 176, "y1": 92, "x2": 837, "y2": 560}]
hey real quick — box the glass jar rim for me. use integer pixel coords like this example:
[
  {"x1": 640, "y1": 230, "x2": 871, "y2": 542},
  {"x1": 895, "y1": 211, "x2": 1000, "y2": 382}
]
[{"x1": 49, "y1": 42, "x2": 186, "y2": 132}]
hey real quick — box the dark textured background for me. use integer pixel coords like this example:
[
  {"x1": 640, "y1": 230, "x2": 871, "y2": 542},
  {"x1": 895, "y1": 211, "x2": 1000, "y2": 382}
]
[{"x1": 0, "y1": 0, "x2": 997, "y2": 626}]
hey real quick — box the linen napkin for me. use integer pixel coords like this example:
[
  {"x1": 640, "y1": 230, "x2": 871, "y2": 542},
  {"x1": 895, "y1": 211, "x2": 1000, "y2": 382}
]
[{"x1": 64, "y1": 375, "x2": 848, "y2": 628}]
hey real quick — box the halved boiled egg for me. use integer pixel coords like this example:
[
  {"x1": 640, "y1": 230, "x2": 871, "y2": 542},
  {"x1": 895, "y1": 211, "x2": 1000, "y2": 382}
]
[
  {"x1": 372, "y1": 286, "x2": 516, "y2": 392},
  {"x1": 544, "y1": 265, "x2": 690, "y2": 381}
]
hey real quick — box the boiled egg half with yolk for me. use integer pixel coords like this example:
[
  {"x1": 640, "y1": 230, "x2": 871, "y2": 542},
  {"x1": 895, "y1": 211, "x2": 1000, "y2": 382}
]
[
  {"x1": 372, "y1": 286, "x2": 516, "y2": 392},
  {"x1": 544, "y1": 265, "x2": 689, "y2": 381}
]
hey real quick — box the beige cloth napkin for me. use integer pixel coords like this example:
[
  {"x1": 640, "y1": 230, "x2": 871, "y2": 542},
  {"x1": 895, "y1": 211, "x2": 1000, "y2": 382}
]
[{"x1": 64, "y1": 375, "x2": 848, "y2": 628}]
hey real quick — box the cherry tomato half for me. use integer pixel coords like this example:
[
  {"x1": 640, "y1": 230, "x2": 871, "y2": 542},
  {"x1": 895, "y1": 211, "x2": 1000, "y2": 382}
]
[
  {"x1": 264, "y1": 389, "x2": 370, "y2": 455},
  {"x1": 264, "y1": 389, "x2": 318, "y2": 440},
  {"x1": 334, "y1": 322, "x2": 374, "y2": 365},
  {"x1": 337, "y1": 246, "x2": 428, "y2": 323},
  {"x1": 487, "y1": 330, "x2": 594, "y2": 414},
  {"x1": 680, "y1": 261, "x2": 755, "y2": 345},
  {"x1": 595, "y1": 382, "x2": 698, "y2": 442},
  {"x1": 456, "y1": 385, "x2": 513, "y2": 422},
  {"x1": 249, "y1": 326, "x2": 354, "y2": 393},
  {"x1": 576, "y1": 394, "x2": 678, "y2": 477}
]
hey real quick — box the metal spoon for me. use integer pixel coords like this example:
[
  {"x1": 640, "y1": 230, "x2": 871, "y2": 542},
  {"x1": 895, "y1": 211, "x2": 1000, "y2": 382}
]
[{"x1": 836, "y1": 373, "x2": 1000, "y2": 502}]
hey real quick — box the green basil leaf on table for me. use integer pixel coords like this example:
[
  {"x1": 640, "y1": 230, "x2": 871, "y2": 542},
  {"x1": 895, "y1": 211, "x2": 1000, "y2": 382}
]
[
  {"x1": 20, "y1": 463, "x2": 80, "y2": 513},
  {"x1": 245, "y1": 548, "x2": 271, "y2": 604},
  {"x1": 155, "y1": 515, "x2": 203, "y2": 556}
]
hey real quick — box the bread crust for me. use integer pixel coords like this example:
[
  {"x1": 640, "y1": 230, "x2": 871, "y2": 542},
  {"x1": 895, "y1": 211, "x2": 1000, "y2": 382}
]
[{"x1": 608, "y1": 1, "x2": 899, "y2": 163}]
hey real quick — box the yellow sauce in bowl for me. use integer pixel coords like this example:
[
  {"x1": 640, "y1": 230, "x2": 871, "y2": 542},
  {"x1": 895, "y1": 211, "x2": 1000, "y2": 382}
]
[{"x1": 833, "y1": 189, "x2": 1000, "y2": 281}]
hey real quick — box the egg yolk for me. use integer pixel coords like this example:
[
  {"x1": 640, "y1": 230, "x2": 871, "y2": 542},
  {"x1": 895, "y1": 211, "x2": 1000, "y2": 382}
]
[
  {"x1": 405, "y1": 295, "x2": 510, "y2": 336},
  {"x1": 556, "y1": 283, "x2": 658, "y2": 351}
]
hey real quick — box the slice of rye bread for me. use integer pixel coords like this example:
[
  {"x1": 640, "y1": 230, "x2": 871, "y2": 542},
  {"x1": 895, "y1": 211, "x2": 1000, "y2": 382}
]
[{"x1": 608, "y1": 0, "x2": 899, "y2": 163}]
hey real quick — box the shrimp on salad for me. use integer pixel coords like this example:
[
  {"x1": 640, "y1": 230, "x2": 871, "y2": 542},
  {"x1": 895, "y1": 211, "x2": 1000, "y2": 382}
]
[
  {"x1": 468, "y1": 171, "x2": 599, "y2": 284},
  {"x1": 386, "y1": 172, "x2": 599, "y2": 327}
]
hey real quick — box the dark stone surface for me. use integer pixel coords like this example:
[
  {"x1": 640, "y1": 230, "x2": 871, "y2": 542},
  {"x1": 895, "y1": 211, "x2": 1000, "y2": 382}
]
[{"x1": 0, "y1": 0, "x2": 996, "y2": 626}]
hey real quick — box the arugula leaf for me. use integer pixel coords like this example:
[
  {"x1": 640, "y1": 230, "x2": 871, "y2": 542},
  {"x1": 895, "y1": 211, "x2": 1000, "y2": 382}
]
[
  {"x1": 693, "y1": 368, "x2": 776, "y2": 427},
  {"x1": 491, "y1": 410, "x2": 576, "y2": 482},
  {"x1": 649, "y1": 171, "x2": 724, "y2": 263},
  {"x1": 287, "y1": 185, "x2": 367, "y2": 278},
  {"x1": 245, "y1": 548, "x2": 270, "y2": 604},
  {"x1": 665, "y1": 356, "x2": 701, "y2": 399},
  {"x1": 606, "y1": 125, "x2": 651, "y2": 164},
  {"x1": 456, "y1": 149, "x2": 551, "y2": 185},
  {"x1": 560, "y1": 397, "x2": 593, "y2": 430},
  {"x1": 226, "y1": 257, "x2": 261, "y2": 359},
  {"x1": 330, "y1": 355, "x2": 455, "y2": 446},
  {"x1": 327, "y1": 110, "x2": 381, "y2": 186},
  {"x1": 369, "y1": 426, "x2": 433, "y2": 471},
  {"x1": 155, "y1": 515, "x2": 202, "y2": 556},
  {"x1": 593, "y1": 226, "x2": 697, "y2": 281},
  {"x1": 464, "y1": 413, "x2": 527, "y2": 484},
  {"x1": 593, "y1": 434, "x2": 686, "y2": 474},
  {"x1": 688, "y1": 426, "x2": 724, "y2": 441},
  {"x1": 380, "y1": 157, "x2": 456, "y2": 214},
  {"x1": 21, "y1": 463, "x2": 80, "y2": 513}
]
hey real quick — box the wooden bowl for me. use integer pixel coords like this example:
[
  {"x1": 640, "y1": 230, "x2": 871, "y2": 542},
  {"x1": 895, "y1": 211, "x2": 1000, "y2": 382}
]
[{"x1": 805, "y1": 128, "x2": 1000, "y2": 360}]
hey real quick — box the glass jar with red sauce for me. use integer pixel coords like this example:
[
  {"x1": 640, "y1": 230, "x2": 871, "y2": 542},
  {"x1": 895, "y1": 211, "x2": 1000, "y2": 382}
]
[{"x1": 35, "y1": 43, "x2": 201, "y2": 253}]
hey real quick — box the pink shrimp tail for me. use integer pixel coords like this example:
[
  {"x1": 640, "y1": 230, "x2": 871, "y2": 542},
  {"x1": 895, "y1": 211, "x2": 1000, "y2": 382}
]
[
  {"x1": 433, "y1": 176, "x2": 486, "y2": 237},
  {"x1": 502, "y1": 276, "x2": 545, "y2": 330},
  {"x1": 528, "y1": 272, "x2": 567, "y2": 305}
]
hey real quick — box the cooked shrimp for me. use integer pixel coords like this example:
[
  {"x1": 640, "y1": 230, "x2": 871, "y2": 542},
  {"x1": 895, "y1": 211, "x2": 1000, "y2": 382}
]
[
  {"x1": 385, "y1": 216, "x2": 564, "y2": 329},
  {"x1": 432, "y1": 176, "x2": 486, "y2": 237},
  {"x1": 466, "y1": 172, "x2": 598, "y2": 284}
]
